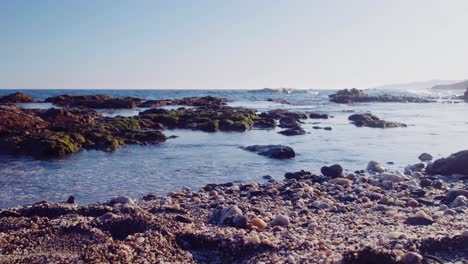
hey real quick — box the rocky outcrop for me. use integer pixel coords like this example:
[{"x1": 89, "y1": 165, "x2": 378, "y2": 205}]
[
  {"x1": 0, "y1": 105, "x2": 166, "y2": 159},
  {"x1": 244, "y1": 145, "x2": 295, "y2": 159},
  {"x1": 45, "y1": 94, "x2": 143, "y2": 109},
  {"x1": 426, "y1": 150, "x2": 468, "y2": 176},
  {"x1": 329, "y1": 88, "x2": 434, "y2": 104},
  {"x1": 348, "y1": 113, "x2": 407, "y2": 128},
  {"x1": 0, "y1": 92, "x2": 35, "y2": 103}
]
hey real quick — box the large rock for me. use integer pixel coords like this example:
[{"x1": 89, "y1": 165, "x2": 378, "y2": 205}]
[
  {"x1": 0, "y1": 92, "x2": 34, "y2": 103},
  {"x1": 244, "y1": 145, "x2": 295, "y2": 159},
  {"x1": 329, "y1": 88, "x2": 434, "y2": 104},
  {"x1": 0, "y1": 105, "x2": 48, "y2": 135},
  {"x1": 278, "y1": 127, "x2": 306, "y2": 136},
  {"x1": 45, "y1": 94, "x2": 143, "y2": 109},
  {"x1": 348, "y1": 113, "x2": 407, "y2": 128},
  {"x1": 426, "y1": 150, "x2": 468, "y2": 176}
]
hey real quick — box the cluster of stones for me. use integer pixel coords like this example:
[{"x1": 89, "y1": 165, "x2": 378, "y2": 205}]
[
  {"x1": 329, "y1": 88, "x2": 435, "y2": 104},
  {"x1": 348, "y1": 113, "x2": 407, "y2": 128},
  {"x1": 0, "y1": 151, "x2": 466, "y2": 263}
]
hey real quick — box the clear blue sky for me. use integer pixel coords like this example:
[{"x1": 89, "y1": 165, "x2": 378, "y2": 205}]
[{"x1": 1, "y1": 0, "x2": 467, "y2": 89}]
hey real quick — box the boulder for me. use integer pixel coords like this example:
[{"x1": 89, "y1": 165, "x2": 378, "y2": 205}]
[
  {"x1": 244, "y1": 145, "x2": 295, "y2": 159},
  {"x1": 426, "y1": 150, "x2": 468, "y2": 176},
  {"x1": 329, "y1": 88, "x2": 434, "y2": 104},
  {"x1": 309, "y1": 113, "x2": 330, "y2": 119},
  {"x1": 45, "y1": 94, "x2": 143, "y2": 109}
]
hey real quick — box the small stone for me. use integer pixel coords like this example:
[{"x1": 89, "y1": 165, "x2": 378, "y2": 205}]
[
  {"x1": 462, "y1": 230, "x2": 468, "y2": 238},
  {"x1": 367, "y1": 161, "x2": 385, "y2": 173},
  {"x1": 287, "y1": 255, "x2": 296, "y2": 264},
  {"x1": 419, "y1": 178, "x2": 432, "y2": 187},
  {"x1": 232, "y1": 215, "x2": 248, "y2": 228},
  {"x1": 402, "y1": 252, "x2": 423, "y2": 264},
  {"x1": 406, "y1": 199, "x2": 419, "y2": 208},
  {"x1": 412, "y1": 172, "x2": 424, "y2": 178},
  {"x1": 405, "y1": 216, "x2": 434, "y2": 226},
  {"x1": 272, "y1": 214, "x2": 290, "y2": 226},
  {"x1": 387, "y1": 231, "x2": 407, "y2": 239},
  {"x1": 250, "y1": 217, "x2": 267, "y2": 229},
  {"x1": 332, "y1": 178, "x2": 353, "y2": 186},
  {"x1": 438, "y1": 204, "x2": 448, "y2": 211},
  {"x1": 99, "y1": 212, "x2": 118, "y2": 222},
  {"x1": 444, "y1": 209, "x2": 457, "y2": 216},
  {"x1": 450, "y1": 195, "x2": 467, "y2": 208},
  {"x1": 111, "y1": 196, "x2": 135, "y2": 206}
]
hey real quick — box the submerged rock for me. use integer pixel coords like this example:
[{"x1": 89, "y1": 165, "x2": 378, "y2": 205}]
[
  {"x1": 348, "y1": 113, "x2": 407, "y2": 128},
  {"x1": 426, "y1": 150, "x2": 468, "y2": 176},
  {"x1": 244, "y1": 145, "x2": 295, "y2": 159},
  {"x1": 278, "y1": 126, "x2": 306, "y2": 136}
]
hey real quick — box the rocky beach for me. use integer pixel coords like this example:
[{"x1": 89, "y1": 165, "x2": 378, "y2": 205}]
[{"x1": 0, "y1": 89, "x2": 467, "y2": 263}]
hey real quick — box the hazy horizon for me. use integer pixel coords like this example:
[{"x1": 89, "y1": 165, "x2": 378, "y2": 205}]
[{"x1": 2, "y1": 0, "x2": 468, "y2": 89}]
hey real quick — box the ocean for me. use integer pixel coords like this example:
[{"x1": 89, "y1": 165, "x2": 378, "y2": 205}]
[{"x1": 0, "y1": 88, "x2": 466, "y2": 207}]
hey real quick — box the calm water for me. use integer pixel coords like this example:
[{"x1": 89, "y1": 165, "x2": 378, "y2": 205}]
[{"x1": 0, "y1": 88, "x2": 467, "y2": 207}]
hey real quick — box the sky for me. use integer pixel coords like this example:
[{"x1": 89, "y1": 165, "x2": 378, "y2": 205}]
[{"x1": 1, "y1": 0, "x2": 468, "y2": 89}]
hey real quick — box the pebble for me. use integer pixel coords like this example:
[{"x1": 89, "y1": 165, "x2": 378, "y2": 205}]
[
  {"x1": 332, "y1": 178, "x2": 353, "y2": 186},
  {"x1": 406, "y1": 199, "x2": 419, "y2": 208},
  {"x1": 219, "y1": 205, "x2": 243, "y2": 224},
  {"x1": 450, "y1": 195, "x2": 467, "y2": 208},
  {"x1": 418, "y1": 153, "x2": 433, "y2": 162},
  {"x1": 402, "y1": 252, "x2": 423, "y2": 264},
  {"x1": 462, "y1": 231, "x2": 468, "y2": 238},
  {"x1": 419, "y1": 178, "x2": 432, "y2": 187},
  {"x1": 367, "y1": 161, "x2": 385, "y2": 173},
  {"x1": 387, "y1": 231, "x2": 406, "y2": 239},
  {"x1": 286, "y1": 255, "x2": 296, "y2": 264},
  {"x1": 250, "y1": 217, "x2": 267, "y2": 229},
  {"x1": 444, "y1": 209, "x2": 457, "y2": 216},
  {"x1": 272, "y1": 214, "x2": 290, "y2": 226},
  {"x1": 111, "y1": 196, "x2": 135, "y2": 206}
]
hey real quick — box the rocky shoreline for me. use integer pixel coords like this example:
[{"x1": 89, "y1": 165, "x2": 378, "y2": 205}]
[
  {"x1": 0, "y1": 92, "x2": 467, "y2": 263},
  {"x1": 0, "y1": 153, "x2": 467, "y2": 263}
]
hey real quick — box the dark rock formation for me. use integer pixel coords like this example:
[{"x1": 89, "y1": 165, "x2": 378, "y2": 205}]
[
  {"x1": 309, "y1": 113, "x2": 330, "y2": 119},
  {"x1": 426, "y1": 150, "x2": 468, "y2": 176},
  {"x1": 244, "y1": 145, "x2": 295, "y2": 159},
  {"x1": 45, "y1": 94, "x2": 143, "y2": 109},
  {"x1": 0, "y1": 92, "x2": 35, "y2": 104},
  {"x1": 278, "y1": 126, "x2": 306, "y2": 136},
  {"x1": 348, "y1": 113, "x2": 407, "y2": 128}
]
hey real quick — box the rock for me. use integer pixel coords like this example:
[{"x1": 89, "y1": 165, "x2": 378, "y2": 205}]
[
  {"x1": 320, "y1": 164, "x2": 344, "y2": 178},
  {"x1": 444, "y1": 189, "x2": 468, "y2": 203},
  {"x1": 418, "y1": 153, "x2": 433, "y2": 162},
  {"x1": 110, "y1": 196, "x2": 135, "y2": 206},
  {"x1": 402, "y1": 252, "x2": 423, "y2": 264},
  {"x1": 278, "y1": 117, "x2": 301, "y2": 128},
  {"x1": 379, "y1": 173, "x2": 406, "y2": 183},
  {"x1": 259, "y1": 109, "x2": 308, "y2": 120},
  {"x1": 66, "y1": 195, "x2": 76, "y2": 204},
  {"x1": 405, "y1": 163, "x2": 425, "y2": 173},
  {"x1": 232, "y1": 215, "x2": 248, "y2": 228},
  {"x1": 419, "y1": 178, "x2": 432, "y2": 188},
  {"x1": 405, "y1": 216, "x2": 434, "y2": 226},
  {"x1": 309, "y1": 113, "x2": 330, "y2": 119},
  {"x1": 272, "y1": 215, "x2": 290, "y2": 226},
  {"x1": 278, "y1": 127, "x2": 306, "y2": 136},
  {"x1": 426, "y1": 150, "x2": 468, "y2": 176},
  {"x1": 98, "y1": 212, "x2": 119, "y2": 222},
  {"x1": 45, "y1": 94, "x2": 143, "y2": 109},
  {"x1": 331, "y1": 178, "x2": 353, "y2": 186},
  {"x1": 210, "y1": 205, "x2": 243, "y2": 226},
  {"x1": 348, "y1": 113, "x2": 407, "y2": 128},
  {"x1": 250, "y1": 217, "x2": 267, "y2": 229},
  {"x1": 0, "y1": 92, "x2": 34, "y2": 103},
  {"x1": 444, "y1": 209, "x2": 457, "y2": 216},
  {"x1": 367, "y1": 161, "x2": 385, "y2": 173},
  {"x1": 244, "y1": 145, "x2": 295, "y2": 159},
  {"x1": 450, "y1": 195, "x2": 467, "y2": 208},
  {"x1": 329, "y1": 88, "x2": 434, "y2": 104},
  {"x1": 406, "y1": 199, "x2": 419, "y2": 208}
]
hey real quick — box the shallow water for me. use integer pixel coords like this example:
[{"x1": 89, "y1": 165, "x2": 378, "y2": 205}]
[{"x1": 0, "y1": 89, "x2": 467, "y2": 207}]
